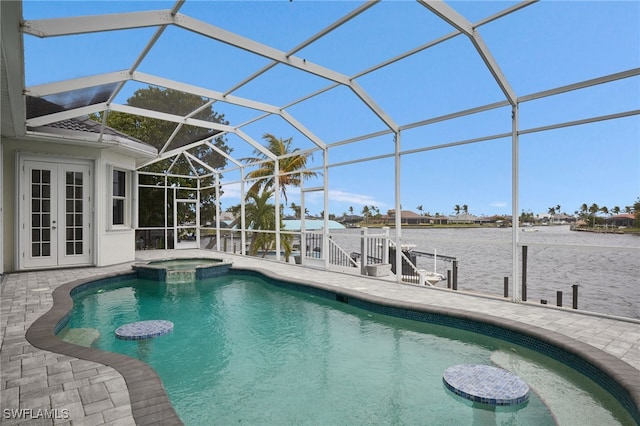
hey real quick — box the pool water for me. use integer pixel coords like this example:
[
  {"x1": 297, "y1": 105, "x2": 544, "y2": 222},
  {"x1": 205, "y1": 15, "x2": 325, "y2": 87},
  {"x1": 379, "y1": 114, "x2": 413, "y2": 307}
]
[{"x1": 63, "y1": 274, "x2": 634, "y2": 425}]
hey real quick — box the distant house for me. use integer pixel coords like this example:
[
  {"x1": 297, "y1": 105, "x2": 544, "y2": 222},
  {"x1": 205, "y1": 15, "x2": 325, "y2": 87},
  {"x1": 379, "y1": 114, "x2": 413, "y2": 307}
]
[
  {"x1": 537, "y1": 213, "x2": 576, "y2": 224},
  {"x1": 551, "y1": 214, "x2": 576, "y2": 224},
  {"x1": 426, "y1": 215, "x2": 448, "y2": 225},
  {"x1": 336, "y1": 214, "x2": 363, "y2": 227},
  {"x1": 385, "y1": 210, "x2": 430, "y2": 225},
  {"x1": 448, "y1": 213, "x2": 479, "y2": 224},
  {"x1": 605, "y1": 214, "x2": 636, "y2": 227}
]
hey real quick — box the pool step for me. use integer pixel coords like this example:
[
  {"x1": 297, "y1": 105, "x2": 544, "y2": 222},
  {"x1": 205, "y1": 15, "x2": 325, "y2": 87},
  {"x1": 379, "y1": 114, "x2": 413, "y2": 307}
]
[
  {"x1": 491, "y1": 350, "x2": 619, "y2": 425},
  {"x1": 59, "y1": 328, "x2": 100, "y2": 347}
]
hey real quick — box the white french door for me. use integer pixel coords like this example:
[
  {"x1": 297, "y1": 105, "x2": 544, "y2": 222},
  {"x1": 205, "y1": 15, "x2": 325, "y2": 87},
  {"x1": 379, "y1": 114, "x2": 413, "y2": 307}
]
[{"x1": 21, "y1": 159, "x2": 93, "y2": 269}]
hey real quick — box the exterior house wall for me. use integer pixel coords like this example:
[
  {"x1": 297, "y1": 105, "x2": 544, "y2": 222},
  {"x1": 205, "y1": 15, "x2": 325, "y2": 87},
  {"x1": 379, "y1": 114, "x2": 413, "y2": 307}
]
[
  {"x1": 96, "y1": 150, "x2": 137, "y2": 266},
  {"x1": 1, "y1": 137, "x2": 140, "y2": 272}
]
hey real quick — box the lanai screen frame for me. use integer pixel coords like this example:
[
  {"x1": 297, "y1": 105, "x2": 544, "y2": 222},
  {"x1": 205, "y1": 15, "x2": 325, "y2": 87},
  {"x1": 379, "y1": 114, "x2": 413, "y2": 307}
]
[{"x1": 18, "y1": 1, "x2": 640, "y2": 303}]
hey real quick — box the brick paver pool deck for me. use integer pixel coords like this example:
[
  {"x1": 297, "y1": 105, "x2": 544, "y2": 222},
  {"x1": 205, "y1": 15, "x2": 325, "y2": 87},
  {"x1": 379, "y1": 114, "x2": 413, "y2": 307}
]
[{"x1": 2, "y1": 249, "x2": 639, "y2": 425}]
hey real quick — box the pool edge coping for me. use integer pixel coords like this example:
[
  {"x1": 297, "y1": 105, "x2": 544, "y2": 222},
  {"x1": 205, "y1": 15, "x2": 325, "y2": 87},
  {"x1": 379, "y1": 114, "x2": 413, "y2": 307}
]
[{"x1": 25, "y1": 266, "x2": 640, "y2": 425}]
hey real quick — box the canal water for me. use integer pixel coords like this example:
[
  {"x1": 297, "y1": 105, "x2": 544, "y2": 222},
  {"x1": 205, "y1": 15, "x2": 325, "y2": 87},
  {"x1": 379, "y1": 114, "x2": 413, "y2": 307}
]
[{"x1": 328, "y1": 225, "x2": 640, "y2": 320}]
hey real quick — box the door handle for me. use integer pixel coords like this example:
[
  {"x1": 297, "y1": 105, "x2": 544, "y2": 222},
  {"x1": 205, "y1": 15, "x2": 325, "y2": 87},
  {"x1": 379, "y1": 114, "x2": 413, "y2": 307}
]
[{"x1": 51, "y1": 226, "x2": 57, "y2": 230}]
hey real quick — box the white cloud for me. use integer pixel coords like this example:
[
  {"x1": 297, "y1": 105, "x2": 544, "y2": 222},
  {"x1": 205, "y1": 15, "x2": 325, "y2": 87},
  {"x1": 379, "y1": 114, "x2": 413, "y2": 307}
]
[
  {"x1": 490, "y1": 201, "x2": 508, "y2": 208},
  {"x1": 300, "y1": 189, "x2": 388, "y2": 216},
  {"x1": 217, "y1": 184, "x2": 388, "y2": 213},
  {"x1": 328, "y1": 189, "x2": 384, "y2": 206},
  {"x1": 219, "y1": 182, "x2": 242, "y2": 200}
]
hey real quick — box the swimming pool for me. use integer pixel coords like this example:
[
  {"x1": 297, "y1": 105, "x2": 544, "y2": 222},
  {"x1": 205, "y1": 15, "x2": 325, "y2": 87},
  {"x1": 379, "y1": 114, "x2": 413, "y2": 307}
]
[{"x1": 58, "y1": 271, "x2": 635, "y2": 425}]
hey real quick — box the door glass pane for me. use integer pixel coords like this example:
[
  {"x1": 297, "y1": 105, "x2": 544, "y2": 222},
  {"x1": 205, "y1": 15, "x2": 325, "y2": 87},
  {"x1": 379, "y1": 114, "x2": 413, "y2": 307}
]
[
  {"x1": 30, "y1": 168, "x2": 52, "y2": 258},
  {"x1": 65, "y1": 171, "x2": 84, "y2": 255}
]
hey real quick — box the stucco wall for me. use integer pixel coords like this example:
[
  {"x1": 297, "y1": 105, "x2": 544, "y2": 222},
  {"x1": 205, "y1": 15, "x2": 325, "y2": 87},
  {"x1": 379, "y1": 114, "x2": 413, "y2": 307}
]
[{"x1": 96, "y1": 150, "x2": 137, "y2": 266}]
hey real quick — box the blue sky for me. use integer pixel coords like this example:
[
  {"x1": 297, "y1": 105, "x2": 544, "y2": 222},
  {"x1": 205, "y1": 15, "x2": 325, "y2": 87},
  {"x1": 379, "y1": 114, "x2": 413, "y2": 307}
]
[{"x1": 23, "y1": 1, "x2": 639, "y2": 218}]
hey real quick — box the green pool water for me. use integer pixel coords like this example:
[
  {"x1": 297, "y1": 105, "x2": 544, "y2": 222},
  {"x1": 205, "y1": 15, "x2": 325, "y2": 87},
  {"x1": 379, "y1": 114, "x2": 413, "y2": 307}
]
[{"x1": 63, "y1": 274, "x2": 634, "y2": 425}]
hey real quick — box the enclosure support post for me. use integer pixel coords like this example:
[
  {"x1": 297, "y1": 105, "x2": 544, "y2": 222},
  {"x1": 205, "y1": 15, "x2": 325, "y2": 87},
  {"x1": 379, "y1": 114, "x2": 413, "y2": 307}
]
[
  {"x1": 274, "y1": 160, "x2": 281, "y2": 261},
  {"x1": 394, "y1": 132, "x2": 402, "y2": 283},
  {"x1": 196, "y1": 175, "x2": 201, "y2": 248},
  {"x1": 240, "y1": 167, "x2": 246, "y2": 255},
  {"x1": 382, "y1": 227, "x2": 390, "y2": 264},
  {"x1": 323, "y1": 149, "x2": 330, "y2": 270},
  {"x1": 300, "y1": 172, "x2": 306, "y2": 266},
  {"x1": 511, "y1": 104, "x2": 520, "y2": 302},
  {"x1": 215, "y1": 172, "x2": 221, "y2": 251},
  {"x1": 360, "y1": 227, "x2": 368, "y2": 276},
  {"x1": 164, "y1": 174, "x2": 168, "y2": 250}
]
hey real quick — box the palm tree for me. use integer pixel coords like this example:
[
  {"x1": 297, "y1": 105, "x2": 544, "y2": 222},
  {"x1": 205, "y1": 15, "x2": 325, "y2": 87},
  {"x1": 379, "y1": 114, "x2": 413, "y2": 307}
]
[
  {"x1": 243, "y1": 133, "x2": 317, "y2": 204},
  {"x1": 362, "y1": 205, "x2": 370, "y2": 224},
  {"x1": 230, "y1": 190, "x2": 291, "y2": 258},
  {"x1": 234, "y1": 190, "x2": 274, "y2": 256},
  {"x1": 290, "y1": 202, "x2": 300, "y2": 218},
  {"x1": 588, "y1": 203, "x2": 600, "y2": 227},
  {"x1": 462, "y1": 204, "x2": 469, "y2": 215},
  {"x1": 454, "y1": 204, "x2": 461, "y2": 215},
  {"x1": 417, "y1": 204, "x2": 423, "y2": 216}
]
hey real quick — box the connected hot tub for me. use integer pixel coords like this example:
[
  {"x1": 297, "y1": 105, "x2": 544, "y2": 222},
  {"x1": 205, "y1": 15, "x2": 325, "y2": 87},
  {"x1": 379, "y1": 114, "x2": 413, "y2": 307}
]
[{"x1": 133, "y1": 257, "x2": 231, "y2": 283}]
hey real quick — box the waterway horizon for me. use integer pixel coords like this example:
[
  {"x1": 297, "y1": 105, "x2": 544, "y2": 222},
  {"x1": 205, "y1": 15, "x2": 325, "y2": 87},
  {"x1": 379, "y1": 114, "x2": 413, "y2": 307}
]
[{"x1": 329, "y1": 225, "x2": 640, "y2": 320}]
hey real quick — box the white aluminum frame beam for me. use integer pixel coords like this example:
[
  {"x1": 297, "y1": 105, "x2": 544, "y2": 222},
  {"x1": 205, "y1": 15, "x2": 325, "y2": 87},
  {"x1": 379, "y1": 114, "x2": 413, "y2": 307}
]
[
  {"x1": 158, "y1": 99, "x2": 215, "y2": 155},
  {"x1": 25, "y1": 102, "x2": 108, "y2": 127},
  {"x1": 1, "y1": 0, "x2": 26, "y2": 138},
  {"x1": 223, "y1": 0, "x2": 379, "y2": 96},
  {"x1": 23, "y1": 8, "x2": 398, "y2": 133},
  {"x1": 154, "y1": 140, "x2": 209, "y2": 163},
  {"x1": 22, "y1": 11, "x2": 172, "y2": 37},
  {"x1": 417, "y1": 0, "x2": 517, "y2": 106},
  {"x1": 109, "y1": 103, "x2": 232, "y2": 132},
  {"x1": 175, "y1": 13, "x2": 398, "y2": 132},
  {"x1": 206, "y1": 140, "x2": 244, "y2": 168},
  {"x1": 25, "y1": 71, "x2": 130, "y2": 97},
  {"x1": 110, "y1": 104, "x2": 274, "y2": 160},
  {"x1": 26, "y1": 70, "x2": 328, "y2": 151}
]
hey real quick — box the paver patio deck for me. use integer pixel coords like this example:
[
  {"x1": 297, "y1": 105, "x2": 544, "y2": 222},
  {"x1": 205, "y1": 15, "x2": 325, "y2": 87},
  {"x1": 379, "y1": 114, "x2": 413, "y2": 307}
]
[{"x1": 2, "y1": 249, "x2": 639, "y2": 424}]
